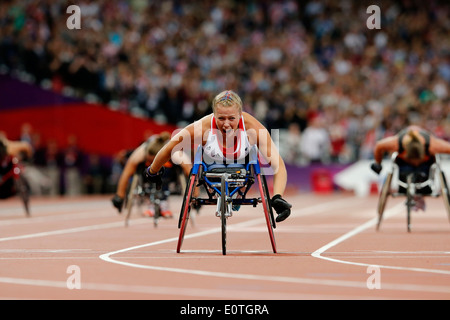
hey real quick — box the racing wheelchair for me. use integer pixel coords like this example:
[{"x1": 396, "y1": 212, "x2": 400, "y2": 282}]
[
  {"x1": 124, "y1": 173, "x2": 169, "y2": 227},
  {"x1": 0, "y1": 156, "x2": 30, "y2": 217},
  {"x1": 376, "y1": 152, "x2": 450, "y2": 232},
  {"x1": 124, "y1": 164, "x2": 185, "y2": 227},
  {"x1": 177, "y1": 145, "x2": 277, "y2": 255}
]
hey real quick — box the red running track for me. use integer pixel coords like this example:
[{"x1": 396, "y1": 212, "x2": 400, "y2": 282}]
[{"x1": 0, "y1": 192, "x2": 449, "y2": 300}]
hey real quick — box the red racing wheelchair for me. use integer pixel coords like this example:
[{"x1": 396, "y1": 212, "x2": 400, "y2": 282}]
[{"x1": 177, "y1": 145, "x2": 277, "y2": 255}]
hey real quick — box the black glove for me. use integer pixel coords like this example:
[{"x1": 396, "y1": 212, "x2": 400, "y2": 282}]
[
  {"x1": 111, "y1": 194, "x2": 124, "y2": 213},
  {"x1": 144, "y1": 166, "x2": 165, "y2": 190},
  {"x1": 370, "y1": 162, "x2": 382, "y2": 174},
  {"x1": 271, "y1": 194, "x2": 292, "y2": 222}
]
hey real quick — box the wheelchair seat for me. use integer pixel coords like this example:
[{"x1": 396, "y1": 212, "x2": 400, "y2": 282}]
[
  {"x1": 205, "y1": 163, "x2": 246, "y2": 174},
  {"x1": 395, "y1": 156, "x2": 436, "y2": 195}
]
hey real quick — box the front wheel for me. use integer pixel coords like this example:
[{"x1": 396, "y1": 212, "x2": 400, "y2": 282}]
[
  {"x1": 221, "y1": 175, "x2": 227, "y2": 255},
  {"x1": 406, "y1": 174, "x2": 414, "y2": 232}
]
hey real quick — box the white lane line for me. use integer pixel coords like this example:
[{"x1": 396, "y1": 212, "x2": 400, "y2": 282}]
[
  {"x1": 99, "y1": 199, "x2": 450, "y2": 294},
  {"x1": 311, "y1": 202, "x2": 450, "y2": 275},
  {"x1": 99, "y1": 196, "x2": 356, "y2": 259},
  {"x1": 0, "y1": 276, "x2": 367, "y2": 300},
  {"x1": 0, "y1": 219, "x2": 150, "y2": 242}
]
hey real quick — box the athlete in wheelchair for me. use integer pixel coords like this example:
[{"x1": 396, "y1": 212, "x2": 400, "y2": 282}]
[
  {"x1": 144, "y1": 90, "x2": 292, "y2": 254},
  {"x1": 371, "y1": 126, "x2": 450, "y2": 231},
  {"x1": 0, "y1": 136, "x2": 33, "y2": 216},
  {"x1": 111, "y1": 132, "x2": 190, "y2": 227}
]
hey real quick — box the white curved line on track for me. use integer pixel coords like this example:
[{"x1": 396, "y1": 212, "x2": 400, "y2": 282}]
[
  {"x1": 311, "y1": 202, "x2": 450, "y2": 275},
  {"x1": 99, "y1": 198, "x2": 450, "y2": 293}
]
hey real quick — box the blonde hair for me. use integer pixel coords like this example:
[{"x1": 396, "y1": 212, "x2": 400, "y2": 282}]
[
  {"x1": 146, "y1": 131, "x2": 171, "y2": 156},
  {"x1": 212, "y1": 90, "x2": 243, "y2": 114},
  {"x1": 405, "y1": 130, "x2": 425, "y2": 160}
]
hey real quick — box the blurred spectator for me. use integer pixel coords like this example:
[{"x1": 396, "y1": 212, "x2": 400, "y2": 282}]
[
  {"x1": 300, "y1": 116, "x2": 331, "y2": 164},
  {"x1": 83, "y1": 153, "x2": 109, "y2": 194},
  {"x1": 61, "y1": 134, "x2": 83, "y2": 196},
  {"x1": 0, "y1": 0, "x2": 449, "y2": 192},
  {"x1": 281, "y1": 122, "x2": 303, "y2": 165},
  {"x1": 34, "y1": 138, "x2": 61, "y2": 196}
]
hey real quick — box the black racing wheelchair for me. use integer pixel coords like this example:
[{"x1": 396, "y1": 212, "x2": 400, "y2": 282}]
[
  {"x1": 124, "y1": 164, "x2": 185, "y2": 227},
  {"x1": 376, "y1": 152, "x2": 450, "y2": 232},
  {"x1": 177, "y1": 145, "x2": 277, "y2": 255}
]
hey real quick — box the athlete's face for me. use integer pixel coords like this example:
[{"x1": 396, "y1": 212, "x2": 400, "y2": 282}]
[{"x1": 214, "y1": 104, "x2": 241, "y2": 137}]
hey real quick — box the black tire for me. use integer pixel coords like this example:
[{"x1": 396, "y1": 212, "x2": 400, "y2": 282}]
[
  {"x1": 221, "y1": 174, "x2": 227, "y2": 255},
  {"x1": 406, "y1": 174, "x2": 413, "y2": 232}
]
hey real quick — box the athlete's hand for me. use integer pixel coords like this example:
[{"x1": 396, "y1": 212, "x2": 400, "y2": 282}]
[
  {"x1": 111, "y1": 194, "x2": 124, "y2": 213},
  {"x1": 144, "y1": 166, "x2": 165, "y2": 190},
  {"x1": 370, "y1": 162, "x2": 382, "y2": 174},
  {"x1": 271, "y1": 194, "x2": 292, "y2": 222}
]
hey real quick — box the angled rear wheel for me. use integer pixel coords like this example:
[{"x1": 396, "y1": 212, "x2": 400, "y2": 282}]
[
  {"x1": 438, "y1": 170, "x2": 450, "y2": 223},
  {"x1": 257, "y1": 174, "x2": 277, "y2": 253},
  {"x1": 177, "y1": 173, "x2": 197, "y2": 253},
  {"x1": 376, "y1": 171, "x2": 393, "y2": 231}
]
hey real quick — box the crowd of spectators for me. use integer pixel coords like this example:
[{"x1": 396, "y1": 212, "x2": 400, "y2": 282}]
[{"x1": 1, "y1": 0, "x2": 450, "y2": 175}]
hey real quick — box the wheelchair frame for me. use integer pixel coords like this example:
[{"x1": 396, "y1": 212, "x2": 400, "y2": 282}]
[
  {"x1": 377, "y1": 152, "x2": 450, "y2": 232},
  {"x1": 177, "y1": 145, "x2": 277, "y2": 255}
]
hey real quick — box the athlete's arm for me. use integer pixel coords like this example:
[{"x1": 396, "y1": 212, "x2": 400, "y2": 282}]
[
  {"x1": 149, "y1": 116, "x2": 210, "y2": 174},
  {"x1": 116, "y1": 145, "x2": 144, "y2": 198},
  {"x1": 244, "y1": 113, "x2": 287, "y2": 196},
  {"x1": 429, "y1": 136, "x2": 450, "y2": 156},
  {"x1": 373, "y1": 136, "x2": 398, "y2": 164}
]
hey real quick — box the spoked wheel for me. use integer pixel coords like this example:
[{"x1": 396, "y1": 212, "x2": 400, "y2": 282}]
[
  {"x1": 376, "y1": 171, "x2": 393, "y2": 231},
  {"x1": 406, "y1": 174, "x2": 414, "y2": 233},
  {"x1": 177, "y1": 173, "x2": 197, "y2": 253},
  {"x1": 221, "y1": 175, "x2": 227, "y2": 255},
  {"x1": 256, "y1": 174, "x2": 277, "y2": 253},
  {"x1": 438, "y1": 170, "x2": 450, "y2": 223}
]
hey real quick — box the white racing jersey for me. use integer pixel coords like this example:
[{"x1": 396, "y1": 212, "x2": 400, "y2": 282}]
[{"x1": 203, "y1": 115, "x2": 251, "y2": 165}]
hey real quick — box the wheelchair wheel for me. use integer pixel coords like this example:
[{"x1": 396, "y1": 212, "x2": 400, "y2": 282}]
[
  {"x1": 262, "y1": 175, "x2": 276, "y2": 229},
  {"x1": 406, "y1": 174, "x2": 413, "y2": 233},
  {"x1": 221, "y1": 175, "x2": 227, "y2": 255},
  {"x1": 124, "y1": 174, "x2": 139, "y2": 227},
  {"x1": 256, "y1": 174, "x2": 277, "y2": 253},
  {"x1": 438, "y1": 170, "x2": 450, "y2": 222},
  {"x1": 177, "y1": 173, "x2": 197, "y2": 253},
  {"x1": 376, "y1": 171, "x2": 393, "y2": 231},
  {"x1": 153, "y1": 201, "x2": 161, "y2": 228},
  {"x1": 15, "y1": 175, "x2": 30, "y2": 217}
]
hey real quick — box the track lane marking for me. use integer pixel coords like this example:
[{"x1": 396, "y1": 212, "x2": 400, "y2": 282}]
[
  {"x1": 99, "y1": 198, "x2": 450, "y2": 294},
  {"x1": 311, "y1": 202, "x2": 450, "y2": 275}
]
